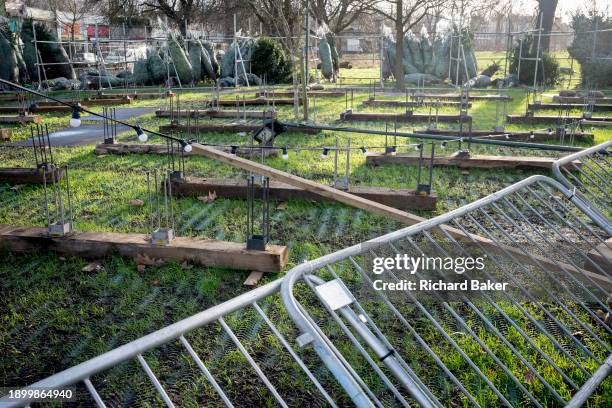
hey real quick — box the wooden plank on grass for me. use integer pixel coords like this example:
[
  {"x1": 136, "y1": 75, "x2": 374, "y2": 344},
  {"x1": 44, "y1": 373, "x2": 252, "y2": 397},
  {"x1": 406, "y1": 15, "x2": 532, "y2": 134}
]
[
  {"x1": 0, "y1": 114, "x2": 41, "y2": 124},
  {"x1": 0, "y1": 167, "x2": 64, "y2": 184},
  {"x1": 155, "y1": 109, "x2": 276, "y2": 119},
  {"x1": 340, "y1": 111, "x2": 471, "y2": 123},
  {"x1": 365, "y1": 153, "x2": 578, "y2": 171},
  {"x1": 528, "y1": 103, "x2": 612, "y2": 112},
  {"x1": 0, "y1": 225, "x2": 288, "y2": 272},
  {"x1": 188, "y1": 142, "x2": 611, "y2": 290},
  {"x1": 94, "y1": 143, "x2": 278, "y2": 158},
  {"x1": 214, "y1": 98, "x2": 300, "y2": 106},
  {"x1": 171, "y1": 177, "x2": 437, "y2": 211},
  {"x1": 363, "y1": 99, "x2": 471, "y2": 108},
  {"x1": 255, "y1": 90, "x2": 345, "y2": 98},
  {"x1": 507, "y1": 115, "x2": 611, "y2": 124},
  {"x1": 412, "y1": 128, "x2": 593, "y2": 142},
  {"x1": 159, "y1": 122, "x2": 320, "y2": 134}
]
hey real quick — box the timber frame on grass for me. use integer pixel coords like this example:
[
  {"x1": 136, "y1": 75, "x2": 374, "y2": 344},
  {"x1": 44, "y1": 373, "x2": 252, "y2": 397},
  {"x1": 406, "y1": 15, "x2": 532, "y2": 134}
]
[
  {"x1": 365, "y1": 151, "x2": 579, "y2": 171},
  {"x1": 0, "y1": 225, "x2": 288, "y2": 272},
  {"x1": 171, "y1": 177, "x2": 438, "y2": 211}
]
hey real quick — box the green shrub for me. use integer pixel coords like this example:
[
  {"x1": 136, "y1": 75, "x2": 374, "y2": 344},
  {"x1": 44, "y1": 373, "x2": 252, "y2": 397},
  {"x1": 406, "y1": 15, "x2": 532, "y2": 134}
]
[
  {"x1": 480, "y1": 61, "x2": 501, "y2": 77},
  {"x1": 251, "y1": 37, "x2": 292, "y2": 84},
  {"x1": 508, "y1": 34, "x2": 559, "y2": 87},
  {"x1": 568, "y1": 11, "x2": 612, "y2": 87}
]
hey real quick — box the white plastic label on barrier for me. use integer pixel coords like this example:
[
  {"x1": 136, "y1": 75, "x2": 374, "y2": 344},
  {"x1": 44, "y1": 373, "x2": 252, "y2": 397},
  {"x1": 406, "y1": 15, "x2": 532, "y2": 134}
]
[{"x1": 315, "y1": 278, "x2": 353, "y2": 311}]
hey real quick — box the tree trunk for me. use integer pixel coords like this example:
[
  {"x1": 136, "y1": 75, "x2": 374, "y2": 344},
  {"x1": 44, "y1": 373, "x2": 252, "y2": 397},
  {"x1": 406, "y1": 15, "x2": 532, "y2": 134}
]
[
  {"x1": 394, "y1": 0, "x2": 404, "y2": 91},
  {"x1": 537, "y1": 0, "x2": 558, "y2": 52}
]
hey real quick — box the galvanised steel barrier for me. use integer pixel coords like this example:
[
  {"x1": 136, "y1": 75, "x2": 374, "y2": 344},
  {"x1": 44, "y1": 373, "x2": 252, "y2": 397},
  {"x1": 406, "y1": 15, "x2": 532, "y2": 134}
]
[
  {"x1": 552, "y1": 139, "x2": 611, "y2": 220},
  {"x1": 1, "y1": 175, "x2": 610, "y2": 407}
]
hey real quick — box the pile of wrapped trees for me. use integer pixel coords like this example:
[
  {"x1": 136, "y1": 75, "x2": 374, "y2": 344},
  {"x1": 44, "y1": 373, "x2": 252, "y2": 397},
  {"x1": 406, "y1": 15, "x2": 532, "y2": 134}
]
[
  {"x1": 319, "y1": 30, "x2": 339, "y2": 81},
  {"x1": 381, "y1": 28, "x2": 479, "y2": 86},
  {"x1": 133, "y1": 35, "x2": 219, "y2": 86},
  {"x1": 0, "y1": 18, "x2": 76, "y2": 87}
]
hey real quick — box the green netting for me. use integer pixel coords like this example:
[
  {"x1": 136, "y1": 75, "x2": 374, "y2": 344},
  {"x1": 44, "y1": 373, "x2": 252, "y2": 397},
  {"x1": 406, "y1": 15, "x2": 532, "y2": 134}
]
[
  {"x1": 168, "y1": 34, "x2": 194, "y2": 85},
  {"x1": 25, "y1": 21, "x2": 75, "y2": 80},
  {"x1": 133, "y1": 58, "x2": 150, "y2": 85},
  {"x1": 197, "y1": 40, "x2": 216, "y2": 81},
  {"x1": 319, "y1": 36, "x2": 333, "y2": 79},
  {"x1": 147, "y1": 47, "x2": 167, "y2": 84},
  {"x1": 0, "y1": 22, "x2": 20, "y2": 83},
  {"x1": 221, "y1": 38, "x2": 257, "y2": 79},
  {"x1": 188, "y1": 41, "x2": 203, "y2": 82},
  {"x1": 201, "y1": 41, "x2": 219, "y2": 78},
  {"x1": 325, "y1": 32, "x2": 339, "y2": 71},
  {"x1": 382, "y1": 27, "x2": 478, "y2": 84}
]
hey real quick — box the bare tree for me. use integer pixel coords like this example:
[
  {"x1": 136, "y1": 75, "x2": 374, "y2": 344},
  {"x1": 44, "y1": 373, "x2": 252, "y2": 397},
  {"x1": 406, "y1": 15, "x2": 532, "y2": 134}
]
[
  {"x1": 536, "y1": 0, "x2": 558, "y2": 52},
  {"x1": 310, "y1": 0, "x2": 377, "y2": 33},
  {"x1": 48, "y1": 0, "x2": 97, "y2": 58},
  {"x1": 368, "y1": 0, "x2": 444, "y2": 90},
  {"x1": 141, "y1": 0, "x2": 217, "y2": 35},
  {"x1": 246, "y1": 0, "x2": 304, "y2": 53}
]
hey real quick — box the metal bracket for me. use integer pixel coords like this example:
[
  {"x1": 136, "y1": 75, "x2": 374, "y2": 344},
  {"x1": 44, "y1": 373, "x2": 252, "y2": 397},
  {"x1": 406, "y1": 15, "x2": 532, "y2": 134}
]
[{"x1": 315, "y1": 279, "x2": 354, "y2": 311}]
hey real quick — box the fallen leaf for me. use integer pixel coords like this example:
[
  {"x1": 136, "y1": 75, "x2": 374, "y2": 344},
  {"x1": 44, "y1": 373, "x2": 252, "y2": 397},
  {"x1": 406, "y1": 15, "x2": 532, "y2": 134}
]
[
  {"x1": 137, "y1": 264, "x2": 146, "y2": 272},
  {"x1": 151, "y1": 279, "x2": 159, "y2": 286},
  {"x1": 197, "y1": 191, "x2": 217, "y2": 204},
  {"x1": 277, "y1": 202, "x2": 288, "y2": 210},
  {"x1": 59, "y1": 256, "x2": 66, "y2": 261},
  {"x1": 82, "y1": 261, "x2": 102, "y2": 272},
  {"x1": 524, "y1": 370, "x2": 535, "y2": 385},
  {"x1": 135, "y1": 253, "x2": 165, "y2": 267},
  {"x1": 129, "y1": 199, "x2": 144, "y2": 207},
  {"x1": 10, "y1": 184, "x2": 24, "y2": 192}
]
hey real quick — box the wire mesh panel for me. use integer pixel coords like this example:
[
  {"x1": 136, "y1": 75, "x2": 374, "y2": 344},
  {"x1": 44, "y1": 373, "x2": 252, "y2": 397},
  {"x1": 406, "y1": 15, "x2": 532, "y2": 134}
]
[
  {"x1": 281, "y1": 175, "x2": 611, "y2": 408},
  {"x1": 2, "y1": 175, "x2": 610, "y2": 407},
  {"x1": 552, "y1": 140, "x2": 611, "y2": 219}
]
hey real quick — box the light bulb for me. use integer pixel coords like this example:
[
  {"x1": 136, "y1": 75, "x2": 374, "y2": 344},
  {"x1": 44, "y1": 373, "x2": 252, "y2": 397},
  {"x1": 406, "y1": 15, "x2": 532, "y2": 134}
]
[
  {"x1": 136, "y1": 127, "x2": 148, "y2": 142},
  {"x1": 70, "y1": 105, "x2": 81, "y2": 127},
  {"x1": 183, "y1": 143, "x2": 192, "y2": 153}
]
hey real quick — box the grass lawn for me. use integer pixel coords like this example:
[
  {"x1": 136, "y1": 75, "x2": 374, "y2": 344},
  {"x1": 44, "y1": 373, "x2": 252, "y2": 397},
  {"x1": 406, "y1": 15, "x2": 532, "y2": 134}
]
[{"x1": 0, "y1": 83, "x2": 610, "y2": 406}]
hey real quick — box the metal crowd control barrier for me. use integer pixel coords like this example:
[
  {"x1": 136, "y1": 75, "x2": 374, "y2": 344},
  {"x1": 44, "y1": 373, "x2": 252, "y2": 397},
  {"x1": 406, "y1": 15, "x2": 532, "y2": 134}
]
[
  {"x1": 552, "y1": 140, "x2": 611, "y2": 219},
  {"x1": 2, "y1": 175, "x2": 610, "y2": 407}
]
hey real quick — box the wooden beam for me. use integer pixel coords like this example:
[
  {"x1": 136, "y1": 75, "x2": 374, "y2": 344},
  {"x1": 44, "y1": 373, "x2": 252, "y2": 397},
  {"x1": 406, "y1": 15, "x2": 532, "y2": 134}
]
[
  {"x1": 507, "y1": 115, "x2": 611, "y2": 124},
  {"x1": 365, "y1": 152, "x2": 577, "y2": 171},
  {"x1": 553, "y1": 96, "x2": 611, "y2": 104},
  {"x1": 0, "y1": 128, "x2": 12, "y2": 141},
  {"x1": 340, "y1": 111, "x2": 472, "y2": 124},
  {"x1": 171, "y1": 177, "x2": 437, "y2": 211},
  {"x1": 363, "y1": 99, "x2": 471, "y2": 108},
  {"x1": 159, "y1": 122, "x2": 320, "y2": 134},
  {"x1": 155, "y1": 109, "x2": 276, "y2": 119},
  {"x1": 94, "y1": 143, "x2": 278, "y2": 158},
  {"x1": 411, "y1": 128, "x2": 593, "y2": 142},
  {"x1": 0, "y1": 167, "x2": 64, "y2": 184},
  {"x1": 0, "y1": 114, "x2": 41, "y2": 124},
  {"x1": 586, "y1": 238, "x2": 612, "y2": 273},
  {"x1": 0, "y1": 224, "x2": 288, "y2": 272},
  {"x1": 188, "y1": 142, "x2": 611, "y2": 290},
  {"x1": 255, "y1": 90, "x2": 345, "y2": 98},
  {"x1": 528, "y1": 103, "x2": 611, "y2": 112},
  {"x1": 214, "y1": 97, "x2": 300, "y2": 106},
  {"x1": 401, "y1": 93, "x2": 510, "y2": 101}
]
